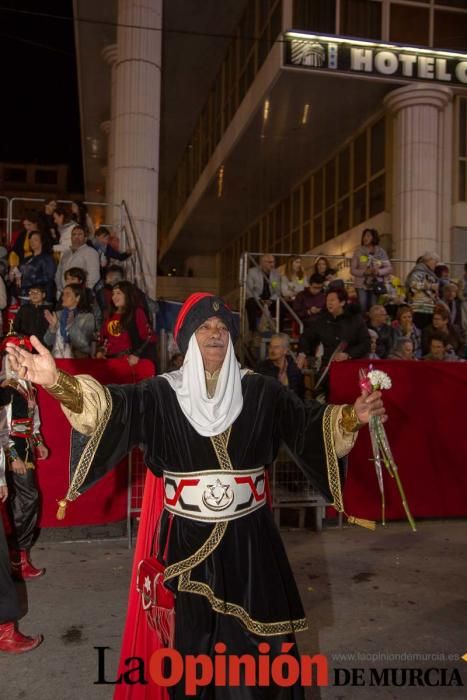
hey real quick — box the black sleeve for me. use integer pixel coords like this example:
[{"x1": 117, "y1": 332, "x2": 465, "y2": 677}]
[
  {"x1": 68, "y1": 378, "x2": 161, "y2": 499},
  {"x1": 348, "y1": 318, "x2": 371, "y2": 359},
  {"x1": 298, "y1": 322, "x2": 319, "y2": 356}
]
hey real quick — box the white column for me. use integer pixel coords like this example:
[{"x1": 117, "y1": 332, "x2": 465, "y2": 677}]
[
  {"x1": 113, "y1": 0, "x2": 162, "y2": 296},
  {"x1": 101, "y1": 44, "x2": 118, "y2": 209},
  {"x1": 384, "y1": 84, "x2": 452, "y2": 277}
]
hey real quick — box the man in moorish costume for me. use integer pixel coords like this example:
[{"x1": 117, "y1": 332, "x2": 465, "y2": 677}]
[{"x1": 6, "y1": 293, "x2": 386, "y2": 698}]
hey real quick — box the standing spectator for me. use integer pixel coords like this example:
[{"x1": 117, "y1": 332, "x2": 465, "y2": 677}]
[
  {"x1": 281, "y1": 257, "x2": 306, "y2": 302},
  {"x1": 293, "y1": 273, "x2": 326, "y2": 324},
  {"x1": 8, "y1": 212, "x2": 43, "y2": 268},
  {"x1": 351, "y1": 228, "x2": 392, "y2": 312},
  {"x1": 44, "y1": 285, "x2": 96, "y2": 358},
  {"x1": 245, "y1": 255, "x2": 280, "y2": 333},
  {"x1": 55, "y1": 226, "x2": 100, "y2": 295},
  {"x1": 16, "y1": 231, "x2": 56, "y2": 302},
  {"x1": 97, "y1": 281, "x2": 155, "y2": 368},
  {"x1": 71, "y1": 201, "x2": 94, "y2": 236},
  {"x1": 440, "y1": 283, "x2": 462, "y2": 328},
  {"x1": 37, "y1": 198, "x2": 58, "y2": 246},
  {"x1": 297, "y1": 287, "x2": 371, "y2": 382},
  {"x1": 423, "y1": 334, "x2": 460, "y2": 362},
  {"x1": 64, "y1": 268, "x2": 102, "y2": 330},
  {"x1": 13, "y1": 287, "x2": 50, "y2": 344},
  {"x1": 367, "y1": 305, "x2": 394, "y2": 359},
  {"x1": 391, "y1": 305, "x2": 422, "y2": 358},
  {"x1": 406, "y1": 252, "x2": 440, "y2": 329},
  {"x1": 388, "y1": 339, "x2": 416, "y2": 360},
  {"x1": 313, "y1": 256, "x2": 337, "y2": 286},
  {"x1": 421, "y1": 307, "x2": 464, "y2": 357},
  {"x1": 256, "y1": 333, "x2": 304, "y2": 399},
  {"x1": 93, "y1": 226, "x2": 131, "y2": 273},
  {"x1": 434, "y1": 264, "x2": 451, "y2": 295},
  {"x1": 52, "y1": 207, "x2": 76, "y2": 253}
]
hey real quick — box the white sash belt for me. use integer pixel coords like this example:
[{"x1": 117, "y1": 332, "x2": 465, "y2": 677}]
[{"x1": 163, "y1": 467, "x2": 266, "y2": 522}]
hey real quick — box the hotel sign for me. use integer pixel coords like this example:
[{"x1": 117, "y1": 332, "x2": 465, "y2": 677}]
[{"x1": 284, "y1": 32, "x2": 467, "y2": 85}]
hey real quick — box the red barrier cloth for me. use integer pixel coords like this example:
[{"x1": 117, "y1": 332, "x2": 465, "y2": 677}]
[
  {"x1": 329, "y1": 360, "x2": 467, "y2": 520},
  {"x1": 114, "y1": 471, "x2": 168, "y2": 700},
  {"x1": 35, "y1": 358, "x2": 154, "y2": 527}
]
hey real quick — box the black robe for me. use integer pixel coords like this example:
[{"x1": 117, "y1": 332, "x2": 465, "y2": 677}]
[{"x1": 69, "y1": 373, "x2": 345, "y2": 698}]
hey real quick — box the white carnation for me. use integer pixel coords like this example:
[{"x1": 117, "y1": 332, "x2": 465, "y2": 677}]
[{"x1": 367, "y1": 369, "x2": 392, "y2": 390}]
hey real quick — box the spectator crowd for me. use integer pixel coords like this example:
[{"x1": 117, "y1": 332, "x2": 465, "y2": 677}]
[
  {"x1": 245, "y1": 228, "x2": 467, "y2": 398},
  {"x1": 0, "y1": 199, "x2": 156, "y2": 369}
]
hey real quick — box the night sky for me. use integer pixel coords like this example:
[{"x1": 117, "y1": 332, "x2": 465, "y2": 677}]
[{"x1": 0, "y1": 0, "x2": 83, "y2": 192}]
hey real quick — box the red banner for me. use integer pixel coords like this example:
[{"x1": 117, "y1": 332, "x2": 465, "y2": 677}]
[{"x1": 329, "y1": 359, "x2": 467, "y2": 520}]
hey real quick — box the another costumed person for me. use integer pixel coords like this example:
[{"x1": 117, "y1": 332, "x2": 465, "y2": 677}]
[
  {"x1": 0, "y1": 446, "x2": 43, "y2": 653},
  {"x1": 5, "y1": 293, "x2": 386, "y2": 699},
  {"x1": 0, "y1": 334, "x2": 49, "y2": 580}
]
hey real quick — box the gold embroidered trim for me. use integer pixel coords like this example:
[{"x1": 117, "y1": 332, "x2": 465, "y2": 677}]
[
  {"x1": 164, "y1": 427, "x2": 232, "y2": 582},
  {"x1": 164, "y1": 520, "x2": 227, "y2": 581},
  {"x1": 178, "y1": 569, "x2": 308, "y2": 637},
  {"x1": 323, "y1": 404, "x2": 344, "y2": 513},
  {"x1": 64, "y1": 386, "x2": 113, "y2": 502},
  {"x1": 45, "y1": 370, "x2": 83, "y2": 414}
]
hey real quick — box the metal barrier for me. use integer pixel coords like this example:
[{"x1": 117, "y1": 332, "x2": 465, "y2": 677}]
[
  {"x1": 0, "y1": 196, "x2": 9, "y2": 241},
  {"x1": 6, "y1": 196, "x2": 124, "y2": 242}
]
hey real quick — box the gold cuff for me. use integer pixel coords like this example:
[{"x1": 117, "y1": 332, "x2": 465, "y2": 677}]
[
  {"x1": 340, "y1": 404, "x2": 363, "y2": 433},
  {"x1": 44, "y1": 370, "x2": 83, "y2": 414}
]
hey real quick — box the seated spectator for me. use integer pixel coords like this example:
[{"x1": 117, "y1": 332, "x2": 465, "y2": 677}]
[
  {"x1": 44, "y1": 284, "x2": 96, "y2": 358},
  {"x1": 406, "y1": 252, "x2": 440, "y2": 329},
  {"x1": 0, "y1": 267, "x2": 7, "y2": 337},
  {"x1": 423, "y1": 334, "x2": 461, "y2": 362},
  {"x1": 351, "y1": 228, "x2": 392, "y2": 312},
  {"x1": 93, "y1": 226, "x2": 132, "y2": 273},
  {"x1": 97, "y1": 281, "x2": 155, "y2": 368},
  {"x1": 15, "y1": 231, "x2": 55, "y2": 302},
  {"x1": 256, "y1": 333, "x2": 304, "y2": 399},
  {"x1": 313, "y1": 256, "x2": 337, "y2": 287},
  {"x1": 71, "y1": 200, "x2": 95, "y2": 236},
  {"x1": 168, "y1": 352, "x2": 184, "y2": 371},
  {"x1": 388, "y1": 338, "x2": 415, "y2": 360},
  {"x1": 297, "y1": 287, "x2": 371, "y2": 383},
  {"x1": 55, "y1": 225, "x2": 100, "y2": 296},
  {"x1": 52, "y1": 207, "x2": 76, "y2": 253},
  {"x1": 245, "y1": 255, "x2": 280, "y2": 334},
  {"x1": 367, "y1": 305, "x2": 394, "y2": 359},
  {"x1": 368, "y1": 329, "x2": 380, "y2": 359},
  {"x1": 391, "y1": 305, "x2": 422, "y2": 358},
  {"x1": 439, "y1": 283, "x2": 462, "y2": 328},
  {"x1": 64, "y1": 267, "x2": 102, "y2": 329},
  {"x1": 8, "y1": 212, "x2": 44, "y2": 268},
  {"x1": 13, "y1": 286, "x2": 50, "y2": 344},
  {"x1": 421, "y1": 307, "x2": 464, "y2": 357},
  {"x1": 281, "y1": 257, "x2": 306, "y2": 302},
  {"x1": 293, "y1": 273, "x2": 326, "y2": 324}
]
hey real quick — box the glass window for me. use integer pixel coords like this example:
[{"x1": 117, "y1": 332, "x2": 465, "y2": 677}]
[
  {"x1": 292, "y1": 189, "x2": 301, "y2": 228},
  {"x1": 341, "y1": 0, "x2": 382, "y2": 40},
  {"x1": 313, "y1": 170, "x2": 323, "y2": 215},
  {"x1": 436, "y1": 1, "x2": 467, "y2": 8},
  {"x1": 434, "y1": 10, "x2": 467, "y2": 52},
  {"x1": 353, "y1": 187, "x2": 367, "y2": 226},
  {"x1": 369, "y1": 174, "x2": 386, "y2": 217},
  {"x1": 313, "y1": 215, "x2": 323, "y2": 245},
  {"x1": 459, "y1": 161, "x2": 466, "y2": 202},
  {"x1": 390, "y1": 4, "x2": 430, "y2": 46},
  {"x1": 293, "y1": 0, "x2": 336, "y2": 33},
  {"x1": 353, "y1": 133, "x2": 367, "y2": 189},
  {"x1": 325, "y1": 160, "x2": 336, "y2": 208},
  {"x1": 339, "y1": 147, "x2": 350, "y2": 198},
  {"x1": 4, "y1": 167, "x2": 27, "y2": 183},
  {"x1": 325, "y1": 207, "x2": 335, "y2": 241},
  {"x1": 302, "y1": 179, "x2": 311, "y2": 221},
  {"x1": 371, "y1": 118, "x2": 385, "y2": 175},
  {"x1": 337, "y1": 197, "x2": 350, "y2": 235}
]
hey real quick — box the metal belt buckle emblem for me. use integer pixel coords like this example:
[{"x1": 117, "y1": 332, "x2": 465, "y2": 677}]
[{"x1": 202, "y1": 478, "x2": 234, "y2": 511}]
